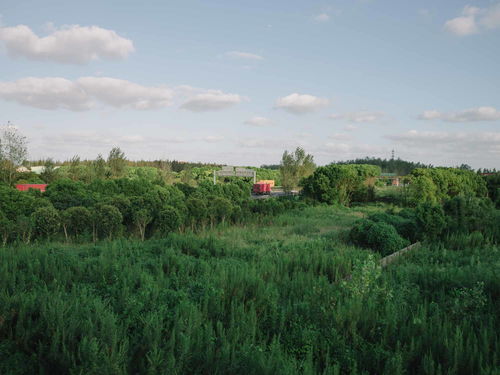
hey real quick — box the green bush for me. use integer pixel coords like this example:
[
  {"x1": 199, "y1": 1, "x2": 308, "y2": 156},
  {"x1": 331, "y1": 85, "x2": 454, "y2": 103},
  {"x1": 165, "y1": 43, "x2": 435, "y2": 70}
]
[
  {"x1": 301, "y1": 164, "x2": 380, "y2": 205},
  {"x1": 155, "y1": 206, "x2": 181, "y2": 235},
  {"x1": 31, "y1": 206, "x2": 60, "y2": 240},
  {"x1": 61, "y1": 206, "x2": 92, "y2": 240},
  {"x1": 368, "y1": 211, "x2": 419, "y2": 243},
  {"x1": 349, "y1": 219, "x2": 409, "y2": 256},
  {"x1": 93, "y1": 204, "x2": 122, "y2": 240},
  {"x1": 415, "y1": 202, "x2": 446, "y2": 240}
]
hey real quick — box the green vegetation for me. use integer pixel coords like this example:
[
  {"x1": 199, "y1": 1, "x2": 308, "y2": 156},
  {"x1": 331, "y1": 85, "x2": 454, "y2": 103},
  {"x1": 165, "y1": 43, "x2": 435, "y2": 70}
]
[
  {"x1": 407, "y1": 167, "x2": 487, "y2": 205},
  {"x1": 1, "y1": 205, "x2": 499, "y2": 374},
  {"x1": 335, "y1": 156, "x2": 431, "y2": 176},
  {"x1": 1, "y1": 135, "x2": 499, "y2": 373},
  {"x1": 280, "y1": 147, "x2": 315, "y2": 192},
  {"x1": 302, "y1": 164, "x2": 380, "y2": 205}
]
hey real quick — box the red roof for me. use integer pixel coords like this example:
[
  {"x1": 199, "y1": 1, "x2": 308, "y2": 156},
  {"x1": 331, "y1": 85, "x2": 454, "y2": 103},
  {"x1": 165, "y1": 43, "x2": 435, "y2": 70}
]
[{"x1": 15, "y1": 184, "x2": 48, "y2": 192}]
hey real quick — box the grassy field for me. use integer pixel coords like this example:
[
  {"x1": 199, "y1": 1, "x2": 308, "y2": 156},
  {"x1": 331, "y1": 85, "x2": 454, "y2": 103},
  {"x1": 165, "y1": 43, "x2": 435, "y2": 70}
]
[{"x1": 1, "y1": 204, "x2": 499, "y2": 374}]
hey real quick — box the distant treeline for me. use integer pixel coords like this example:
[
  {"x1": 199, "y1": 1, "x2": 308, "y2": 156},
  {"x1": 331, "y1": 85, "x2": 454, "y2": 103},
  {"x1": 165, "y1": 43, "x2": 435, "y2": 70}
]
[
  {"x1": 334, "y1": 157, "x2": 432, "y2": 176},
  {"x1": 30, "y1": 159, "x2": 221, "y2": 173}
]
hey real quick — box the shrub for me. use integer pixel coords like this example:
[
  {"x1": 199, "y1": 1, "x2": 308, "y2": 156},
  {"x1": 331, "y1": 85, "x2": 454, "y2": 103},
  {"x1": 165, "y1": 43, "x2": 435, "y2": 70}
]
[
  {"x1": 349, "y1": 219, "x2": 409, "y2": 256},
  {"x1": 61, "y1": 206, "x2": 92, "y2": 240},
  {"x1": 415, "y1": 202, "x2": 446, "y2": 239},
  {"x1": 155, "y1": 206, "x2": 182, "y2": 235},
  {"x1": 368, "y1": 212, "x2": 418, "y2": 243},
  {"x1": 302, "y1": 164, "x2": 380, "y2": 205},
  {"x1": 31, "y1": 206, "x2": 60, "y2": 240},
  {"x1": 93, "y1": 204, "x2": 123, "y2": 240}
]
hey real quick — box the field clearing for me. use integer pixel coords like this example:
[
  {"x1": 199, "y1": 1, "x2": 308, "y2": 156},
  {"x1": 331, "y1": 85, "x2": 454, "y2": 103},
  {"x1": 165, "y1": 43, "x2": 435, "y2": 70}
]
[{"x1": 1, "y1": 204, "x2": 499, "y2": 374}]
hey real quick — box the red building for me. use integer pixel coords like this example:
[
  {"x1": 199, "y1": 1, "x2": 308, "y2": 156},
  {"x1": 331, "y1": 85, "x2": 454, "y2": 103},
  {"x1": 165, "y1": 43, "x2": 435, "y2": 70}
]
[{"x1": 15, "y1": 184, "x2": 48, "y2": 192}]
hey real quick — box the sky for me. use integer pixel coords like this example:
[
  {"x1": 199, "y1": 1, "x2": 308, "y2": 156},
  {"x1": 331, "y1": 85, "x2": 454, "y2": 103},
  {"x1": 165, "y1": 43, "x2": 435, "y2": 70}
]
[{"x1": 0, "y1": 0, "x2": 499, "y2": 168}]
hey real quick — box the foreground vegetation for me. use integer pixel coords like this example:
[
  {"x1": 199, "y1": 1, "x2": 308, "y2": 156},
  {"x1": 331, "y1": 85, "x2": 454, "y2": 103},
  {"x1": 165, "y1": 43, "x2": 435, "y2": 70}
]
[
  {"x1": 2, "y1": 129, "x2": 500, "y2": 373},
  {"x1": 1, "y1": 204, "x2": 499, "y2": 374}
]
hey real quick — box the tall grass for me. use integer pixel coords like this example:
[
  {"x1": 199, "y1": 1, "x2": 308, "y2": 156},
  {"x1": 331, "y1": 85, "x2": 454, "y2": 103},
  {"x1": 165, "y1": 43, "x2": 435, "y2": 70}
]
[{"x1": 0, "y1": 206, "x2": 499, "y2": 374}]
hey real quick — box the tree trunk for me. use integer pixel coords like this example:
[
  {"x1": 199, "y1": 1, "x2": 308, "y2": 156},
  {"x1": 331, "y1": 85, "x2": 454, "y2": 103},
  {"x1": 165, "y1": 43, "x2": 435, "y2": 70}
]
[
  {"x1": 63, "y1": 224, "x2": 69, "y2": 242},
  {"x1": 92, "y1": 223, "x2": 97, "y2": 243}
]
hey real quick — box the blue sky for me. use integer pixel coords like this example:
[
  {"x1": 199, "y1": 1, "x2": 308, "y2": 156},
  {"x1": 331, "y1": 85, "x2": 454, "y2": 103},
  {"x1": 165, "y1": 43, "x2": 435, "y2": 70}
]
[{"x1": 0, "y1": 0, "x2": 499, "y2": 168}]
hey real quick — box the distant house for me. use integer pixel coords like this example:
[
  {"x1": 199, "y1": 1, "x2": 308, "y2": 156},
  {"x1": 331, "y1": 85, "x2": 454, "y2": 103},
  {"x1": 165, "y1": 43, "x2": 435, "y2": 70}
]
[
  {"x1": 377, "y1": 173, "x2": 401, "y2": 186},
  {"x1": 16, "y1": 166, "x2": 30, "y2": 173},
  {"x1": 15, "y1": 184, "x2": 48, "y2": 192},
  {"x1": 17, "y1": 166, "x2": 60, "y2": 175}
]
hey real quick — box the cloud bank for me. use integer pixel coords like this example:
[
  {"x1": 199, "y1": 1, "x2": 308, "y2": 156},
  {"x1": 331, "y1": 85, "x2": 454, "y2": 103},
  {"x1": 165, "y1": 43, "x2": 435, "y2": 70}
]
[
  {"x1": 418, "y1": 106, "x2": 500, "y2": 122},
  {"x1": 445, "y1": 4, "x2": 500, "y2": 36},
  {"x1": 0, "y1": 24, "x2": 134, "y2": 63},
  {"x1": 0, "y1": 77, "x2": 173, "y2": 110}
]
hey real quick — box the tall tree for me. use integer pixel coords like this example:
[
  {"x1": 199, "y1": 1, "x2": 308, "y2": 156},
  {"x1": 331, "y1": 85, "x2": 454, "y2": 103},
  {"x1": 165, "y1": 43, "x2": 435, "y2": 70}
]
[
  {"x1": 280, "y1": 147, "x2": 315, "y2": 192},
  {"x1": 92, "y1": 154, "x2": 107, "y2": 180},
  {"x1": 68, "y1": 155, "x2": 81, "y2": 181},
  {"x1": 0, "y1": 124, "x2": 28, "y2": 184},
  {"x1": 40, "y1": 158, "x2": 58, "y2": 183},
  {"x1": 107, "y1": 147, "x2": 127, "y2": 178}
]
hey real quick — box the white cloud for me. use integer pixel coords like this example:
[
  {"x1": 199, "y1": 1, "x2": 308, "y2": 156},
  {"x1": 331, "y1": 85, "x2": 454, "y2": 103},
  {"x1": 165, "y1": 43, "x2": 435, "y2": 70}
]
[
  {"x1": 0, "y1": 77, "x2": 91, "y2": 111},
  {"x1": 0, "y1": 24, "x2": 134, "y2": 64},
  {"x1": 445, "y1": 4, "x2": 500, "y2": 36},
  {"x1": 418, "y1": 106, "x2": 500, "y2": 122},
  {"x1": 180, "y1": 90, "x2": 243, "y2": 112},
  {"x1": 386, "y1": 130, "x2": 500, "y2": 160},
  {"x1": 76, "y1": 77, "x2": 172, "y2": 110},
  {"x1": 480, "y1": 3, "x2": 500, "y2": 29},
  {"x1": 225, "y1": 51, "x2": 263, "y2": 60},
  {"x1": 244, "y1": 116, "x2": 273, "y2": 126},
  {"x1": 0, "y1": 76, "x2": 173, "y2": 111},
  {"x1": 329, "y1": 111, "x2": 385, "y2": 123},
  {"x1": 0, "y1": 77, "x2": 246, "y2": 112},
  {"x1": 275, "y1": 93, "x2": 329, "y2": 114},
  {"x1": 314, "y1": 13, "x2": 330, "y2": 22},
  {"x1": 444, "y1": 15, "x2": 478, "y2": 36}
]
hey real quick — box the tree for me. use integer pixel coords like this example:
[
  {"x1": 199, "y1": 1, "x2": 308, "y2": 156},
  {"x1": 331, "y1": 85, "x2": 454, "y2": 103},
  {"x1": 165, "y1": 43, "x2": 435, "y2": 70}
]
[
  {"x1": 32, "y1": 206, "x2": 60, "y2": 240},
  {"x1": 45, "y1": 178, "x2": 93, "y2": 210},
  {"x1": 212, "y1": 197, "x2": 233, "y2": 226},
  {"x1": 108, "y1": 147, "x2": 127, "y2": 178},
  {"x1": 155, "y1": 160, "x2": 175, "y2": 185},
  {"x1": 16, "y1": 215, "x2": 34, "y2": 244},
  {"x1": 40, "y1": 158, "x2": 58, "y2": 183},
  {"x1": 186, "y1": 197, "x2": 207, "y2": 231},
  {"x1": 415, "y1": 203, "x2": 446, "y2": 239},
  {"x1": 133, "y1": 209, "x2": 152, "y2": 241},
  {"x1": 280, "y1": 147, "x2": 315, "y2": 192},
  {"x1": 68, "y1": 155, "x2": 81, "y2": 181},
  {"x1": 180, "y1": 167, "x2": 195, "y2": 186},
  {"x1": 155, "y1": 206, "x2": 182, "y2": 235},
  {"x1": 93, "y1": 205, "x2": 123, "y2": 241},
  {"x1": 0, "y1": 124, "x2": 28, "y2": 184},
  {"x1": 61, "y1": 206, "x2": 92, "y2": 241},
  {"x1": 0, "y1": 211, "x2": 14, "y2": 246},
  {"x1": 92, "y1": 154, "x2": 107, "y2": 180},
  {"x1": 302, "y1": 164, "x2": 381, "y2": 205}
]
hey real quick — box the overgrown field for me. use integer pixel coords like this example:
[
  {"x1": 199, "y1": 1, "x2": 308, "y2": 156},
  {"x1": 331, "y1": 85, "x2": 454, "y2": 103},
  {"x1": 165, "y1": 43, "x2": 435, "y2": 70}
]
[{"x1": 1, "y1": 205, "x2": 499, "y2": 374}]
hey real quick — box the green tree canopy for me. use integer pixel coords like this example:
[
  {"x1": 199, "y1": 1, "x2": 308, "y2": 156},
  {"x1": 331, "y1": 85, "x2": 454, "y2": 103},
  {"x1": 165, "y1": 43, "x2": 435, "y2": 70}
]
[{"x1": 280, "y1": 147, "x2": 315, "y2": 192}]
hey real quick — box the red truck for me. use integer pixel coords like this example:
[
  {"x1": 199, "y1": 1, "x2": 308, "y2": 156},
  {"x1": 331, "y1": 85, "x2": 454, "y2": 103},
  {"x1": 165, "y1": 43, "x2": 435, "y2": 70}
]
[{"x1": 252, "y1": 183, "x2": 271, "y2": 195}]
